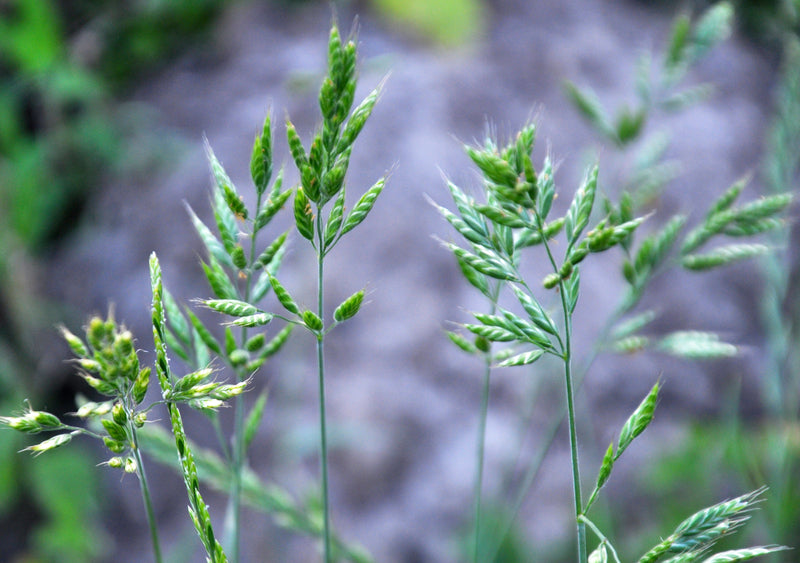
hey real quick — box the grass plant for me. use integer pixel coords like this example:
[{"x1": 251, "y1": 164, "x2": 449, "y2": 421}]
[
  {"x1": 437, "y1": 124, "x2": 789, "y2": 563},
  {"x1": 436, "y1": 5, "x2": 793, "y2": 560},
  {"x1": 0, "y1": 6, "x2": 795, "y2": 563}
]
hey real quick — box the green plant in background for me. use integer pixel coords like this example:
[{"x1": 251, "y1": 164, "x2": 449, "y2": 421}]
[
  {"x1": 0, "y1": 1, "x2": 112, "y2": 537},
  {"x1": 370, "y1": 0, "x2": 484, "y2": 46},
  {"x1": 437, "y1": 4, "x2": 795, "y2": 561},
  {"x1": 646, "y1": 30, "x2": 800, "y2": 563},
  {"x1": 437, "y1": 122, "x2": 789, "y2": 562},
  {"x1": 678, "y1": 0, "x2": 799, "y2": 41},
  {"x1": 753, "y1": 31, "x2": 800, "y2": 555},
  {"x1": 0, "y1": 1, "x2": 230, "y2": 555},
  {"x1": 562, "y1": 2, "x2": 800, "y2": 560}
]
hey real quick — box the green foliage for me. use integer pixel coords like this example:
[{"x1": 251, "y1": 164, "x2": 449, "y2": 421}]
[
  {"x1": 371, "y1": 0, "x2": 484, "y2": 46},
  {"x1": 0, "y1": 4, "x2": 230, "y2": 553},
  {"x1": 27, "y1": 446, "x2": 109, "y2": 563},
  {"x1": 643, "y1": 29, "x2": 800, "y2": 563}
]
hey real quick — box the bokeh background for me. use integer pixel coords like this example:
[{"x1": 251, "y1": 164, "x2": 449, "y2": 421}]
[{"x1": 1, "y1": 0, "x2": 799, "y2": 561}]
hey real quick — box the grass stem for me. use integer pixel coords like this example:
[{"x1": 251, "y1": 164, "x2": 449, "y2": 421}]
[
  {"x1": 473, "y1": 359, "x2": 491, "y2": 562},
  {"x1": 132, "y1": 428, "x2": 164, "y2": 563},
  {"x1": 539, "y1": 220, "x2": 586, "y2": 563},
  {"x1": 473, "y1": 282, "x2": 501, "y2": 562},
  {"x1": 317, "y1": 241, "x2": 333, "y2": 563}
]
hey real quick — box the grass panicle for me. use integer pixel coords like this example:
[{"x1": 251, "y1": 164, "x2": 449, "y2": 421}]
[
  {"x1": 439, "y1": 9, "x2": 790, "y2": 555},
  {"x1": 273, "y1": 21, "x2": 388, "y2": 562}
]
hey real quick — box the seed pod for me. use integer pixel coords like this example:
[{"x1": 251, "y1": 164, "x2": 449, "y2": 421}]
[
  {"x1": 81, "y1": 374, "x2": 117, "y2": 396},
  {"x1": 114, "y1": 330, "x2": 134, "y2": 358},
  {"x1": 250, "y1": 114, "x2": 272, "y2": 195},
  {"x1": 24, "y1": 433, "x2": 73, "y2": 455},
  {"x1": 309, "y1": 134, "x2": 323, "y2": 176},
  {"x1": 124, "y1": 457, "x2": 137, "y2": 474},
  {"x1": 87, "y1": 317, "x2": 107, "y2": 350},
  {"x1": 475, "y1": 335, "x2": 491, "y2": 353},
  {"x1": 78, "y1": 358, "x2": 102, "y2": 374},
  {"x1": 34, "y1": 411, "x2": 62, "y2": 428},
  {"x1": 623, "y1": 261, "x2": 636, "y2": 285},
  {"x1": 569, "y1": 244, "x2": 589, "y2": 265},
  {"x1": 76, "y1": 401, "x2": 113, "y2": 418},
  {"x1": 269, "y1": 274, "x2": 300, "y2": 315},
  {"x1": 245, "y1": 333, "x2": 266, "y2": 352},
  {"x1": 231, "y1": 244, "x2": 247, "y2": 270},
  {"x1": 294, "y1": 188, "x2": 314, "y2": 241},
  {"x1": 322, "y1": 165, "x2": 346, "y2": 200},
  {"x1": 301, "y1": 164, "x2": 320, "y2": 203},
  {"x1": 59, "y1": 326, "x2": 88, "y2": 357},
  {"x1": 0, "y1": 414, "x2": 36, "y2": 433},
  {"x1": 319, "y1": 77, "x2": 336, "y2": 121},
  {"x1": 286, "y1": 119, "x2": 308, "y2": 170}
]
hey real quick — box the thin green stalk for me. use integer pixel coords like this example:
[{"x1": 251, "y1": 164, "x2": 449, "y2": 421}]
[
  {"x1": 131, "y1": 425, "x2": 164, "y2": 563},
  {"x1": 473, "y1": 282, "x2": 501, "y2": 563},
  {"x1": 578, "y1": 515, "x2": 622, "y2": 563},
  {"x1": 540, "y1": 225, "x2": 585, "y2": 563},
  {"x1": 227, "y1": 389, "x2": 244, "y2": 562},
  {"x1": 483, "y1": 273, "x2": 634, "y2": 562},
  {"x1": 317, "y1": 243, "x2": 332, "y2": 563},
  {"x1": 559, "y1": 293, "x2": 586, "y2": 563},
  {"x1": 473, "y1": 360, "x2": 491, "y2": 562},
  {"x1": 225, "y1": 188, "x2": 264, "y2": 562}
]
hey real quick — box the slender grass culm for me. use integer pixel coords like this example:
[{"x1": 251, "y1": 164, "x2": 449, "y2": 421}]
[{"x1": 275, "y1": 23, "x2": 387, "y2": 562}]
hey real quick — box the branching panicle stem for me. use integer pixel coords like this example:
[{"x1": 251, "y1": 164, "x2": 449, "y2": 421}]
[{"x1": 540, "y1": 218, "x2": 586, "y2": 563}]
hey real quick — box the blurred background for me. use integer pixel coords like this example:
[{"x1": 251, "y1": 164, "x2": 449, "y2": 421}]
[{"x1": 1, "y1": 0, "x2": 798, "y2": 561}]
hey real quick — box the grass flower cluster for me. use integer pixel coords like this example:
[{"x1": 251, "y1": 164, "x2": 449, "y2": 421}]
[{"x1": 0, "y1": 4, "x2": 796, "y2": 563}]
